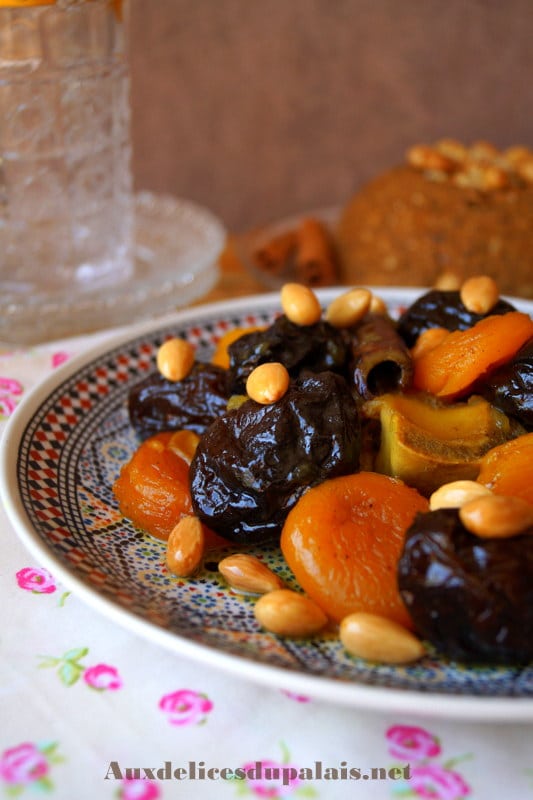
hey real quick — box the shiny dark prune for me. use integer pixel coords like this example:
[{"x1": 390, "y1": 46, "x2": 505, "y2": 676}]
[
  {"x1": 189, "y1": 371, "x2": 361, "y2": 544},
  {"x1": 227, "y1": 314, "x2": 349, "y2": 394},
  {"x1": 128, "y1": 362, "x2": 229, "y2": 438},
  {"x1": 477, "y1": 338, "x2": 533, "y2": 431},
  {"x1": 398, "y1": 508, "x2": 533, "y2": 664},
  {"x1": 397, "y1": 289, "x2": 516, "y2": 347}
]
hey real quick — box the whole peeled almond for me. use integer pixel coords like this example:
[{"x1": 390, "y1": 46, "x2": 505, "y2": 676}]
[
  {"x1": 340, "y1": 612, "x2": 425, "y2": 664},
  {"x1": 157, "y1": 337, "x2": 195, "y2": 381},
  {"x1": 246, "y1": 362, "x2": 290, "y2": 404},
  {"x1": 254, "y1": 589, "x2": 328, "y2": 637},
  {"x1": 280, "y1": 283, "x2": 322, "y2": 326},
  {"x1": 325, "y1": 288, "x2": 372, "y2": 328},
  {"x1": 459, "y1": 494, "x2": 533, "y2": 538},
  {"x1": 460, "y1": 275, "x2": 500, "y2": 315},
  {"x1": 429, "y1": 480, "x2": 492, "y2": 511},
  {"x1": 218, "y1": 554, "x2": 284, "y2": 595}
]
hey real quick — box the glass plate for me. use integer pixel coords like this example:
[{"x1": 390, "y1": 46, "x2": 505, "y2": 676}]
[
  {"x1": 2, "y1": 287, "x2": 533, "y2": 722},
  {"x1": 0, "y1": 191, "x2": 226, "y2": 345}
]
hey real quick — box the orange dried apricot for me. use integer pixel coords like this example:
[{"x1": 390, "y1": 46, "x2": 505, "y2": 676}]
[
  {"x1": 113, "y1": 432, "x2": 192, "y2": 541},
  {"x1": 113, "y1": 431, "x2": 228, "y2": 549},
  {"x1": 412, "y1": 312, "x2": 533, "y2": 399},
  {"x1": 167, "y1": 429, "x2": 200, "y2": 463},
  {"x1": 477, "y1": 432, "x2": 533, "y2": 507},
  {"x1": 211, "y1": 326, "x2": 265, "y2": 369},
  {"x1": 280, "y1": 471, "x2": 429, "y2": 628}
]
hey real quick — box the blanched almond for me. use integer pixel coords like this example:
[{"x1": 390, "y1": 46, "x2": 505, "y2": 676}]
[
  {"x1": 407, "y1": 144, "x2": 456, "y2": 172},
  {"x1": 459, "y1": 494, "x2": 533, "y2": 539},
  {"x1": 325, "y1": 288, "x2": 372, "y2": 328},
  {"x1": 340, "y1": 612, "x2": 425, "y2": 664},
  {"x1": 254, "y1": 589, "x2": 328, "y2": 637},
  {"x1": 218, "y1": 554, "x2": 284, "y2": 595},
  {"x1": 246, "y1": 362, "x2": 290, "y2": 404},
  {"x1": 460, "y1": 275, "x2": 500, "y2": 314},
  {"x1": 429, "y1": 480, "x2": 492, "y2": 511},
  {"x1": 157, "y1": 337, "x2": 195, "y2": 381},
  {"x1": 280, "y1": 283, "x2": 322, "y2": 326},
  {"x1": 369, "y1": 294, "x2": 388, "y2": 315},
  {"x1": 433, "y1": 271, "x2": 462, "y2": 291},
  {"x1": 166, "y1": 515, "x2": 204, "y2": 577}
]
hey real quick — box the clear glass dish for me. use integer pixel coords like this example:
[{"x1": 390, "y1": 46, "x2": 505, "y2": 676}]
[{"x1": 0, "y1": 191, "x2": 226, "y2": 345}]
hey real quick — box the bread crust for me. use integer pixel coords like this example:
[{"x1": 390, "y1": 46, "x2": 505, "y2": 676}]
[{"x1": 337, "y1": 165, "x2": 533, "y2": 298}]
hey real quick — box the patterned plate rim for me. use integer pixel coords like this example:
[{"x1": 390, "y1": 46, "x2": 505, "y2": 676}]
[{"x1": 2, "y1": 287, "x2": 533, "y2": 724}]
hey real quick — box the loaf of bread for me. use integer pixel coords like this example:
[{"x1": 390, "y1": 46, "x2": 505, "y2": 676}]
[{"x1": 336, "y1": 140, "x2": 533, "y2": 298}]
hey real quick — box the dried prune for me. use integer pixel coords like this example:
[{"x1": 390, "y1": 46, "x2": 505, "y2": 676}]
[
  {"x1": 189, "y1": 371, "x2": 361, "y2": 544},
  {"x1": 129, "y1": 362, "x2": 229, "y2": 438},
  {"x1": 477, "y1": 338, "x2": 533, "y2": 431},
  {"x1": 398, "y1": 508, "x2": 533, "y2": 664},
  {"x1": 397, "y1": 289, "x2": 516, "y2": 348},
  {"x1": 227, "y1": 314, "x2": 349, "y2": 394}
]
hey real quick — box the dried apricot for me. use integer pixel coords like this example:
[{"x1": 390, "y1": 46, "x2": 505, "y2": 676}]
[
  {"x1": 412, "y1": 311, "x2": 533, "y2": 399},
  {"x1": 113, "y1": 431, "x2": 228, "y2": 549},
  {"x1": 113, "y1": 432, "x2": 192, "y2": 541},
  {"x1": 280, "y1": 471, "x2": 429, "y2": 628},
  {"x1": 477, "y1": 432, "x2": 533, "y2": 507},
  {"x1": 211, "y1": 326, "x2": 265, "y2": 369}
]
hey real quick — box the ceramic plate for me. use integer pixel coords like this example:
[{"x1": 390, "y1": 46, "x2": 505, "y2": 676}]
[{"x1": 2, "y1": 288, "x2": 533, "y2": 723}]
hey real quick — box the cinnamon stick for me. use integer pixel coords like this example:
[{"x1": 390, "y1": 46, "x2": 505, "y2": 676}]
[
  {"x1": 295, "y1": 217, "x2": 339, "y2": 287},
  {"x1": 252, "y1": 230, "x2": 298, "y2": 275}
]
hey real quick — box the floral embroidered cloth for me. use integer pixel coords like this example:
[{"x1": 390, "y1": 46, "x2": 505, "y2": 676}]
[{"x1": 0, "y1": 328, "x2": 531, "y2": 800}]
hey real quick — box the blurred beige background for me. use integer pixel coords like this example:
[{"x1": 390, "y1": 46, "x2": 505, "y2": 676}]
[{"x1": 129, "y1": 0, "x2": 533, "y2": 233}]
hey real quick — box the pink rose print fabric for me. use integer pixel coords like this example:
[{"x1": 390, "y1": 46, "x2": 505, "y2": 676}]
[
  {"x1": 409, "y1": 763, "x2": 471, "y2": 800},
  {"x1": 0, "y1": 376, "x2": 23, "y2": 417},
  {"x1": 51, "y1": 351, "x2": 70, "y2": 369},
  {"x1": 386, "y1": 725, "x2": 441, "y2": 761},
  {"x1": 83, "y1": 664, "x2": 123, "y2": 691},
  {"x1": 0, "y1": 743, "x2": 48, "y2": 785},
  {"x1": 385, "y1": 724, "x2": 471, "y2": 799},
  {"x1": 16, "y1": 567, "x2": 56, "y2": 594},
  {"x1": 158, "y1": 689, "x2": 213, "y2": 726},
  {"x1": 0, "y1": 741, "x2": 63, "y2": 793},
  {"x1": 280, "y1": 690, "x2": 311, "y2": 703},
  {"x1": 237, "y1": 744, "x2": 316, "y2": 799},
  {"x1": 38, "y1": 647, "x2": 123, "y2": 691},
  {"x1": 240, "y1": 759, "x2": 304, "y2": 799},
  {"x1": 118, "y1": 778, "x2": 161, "y2": 799}
]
